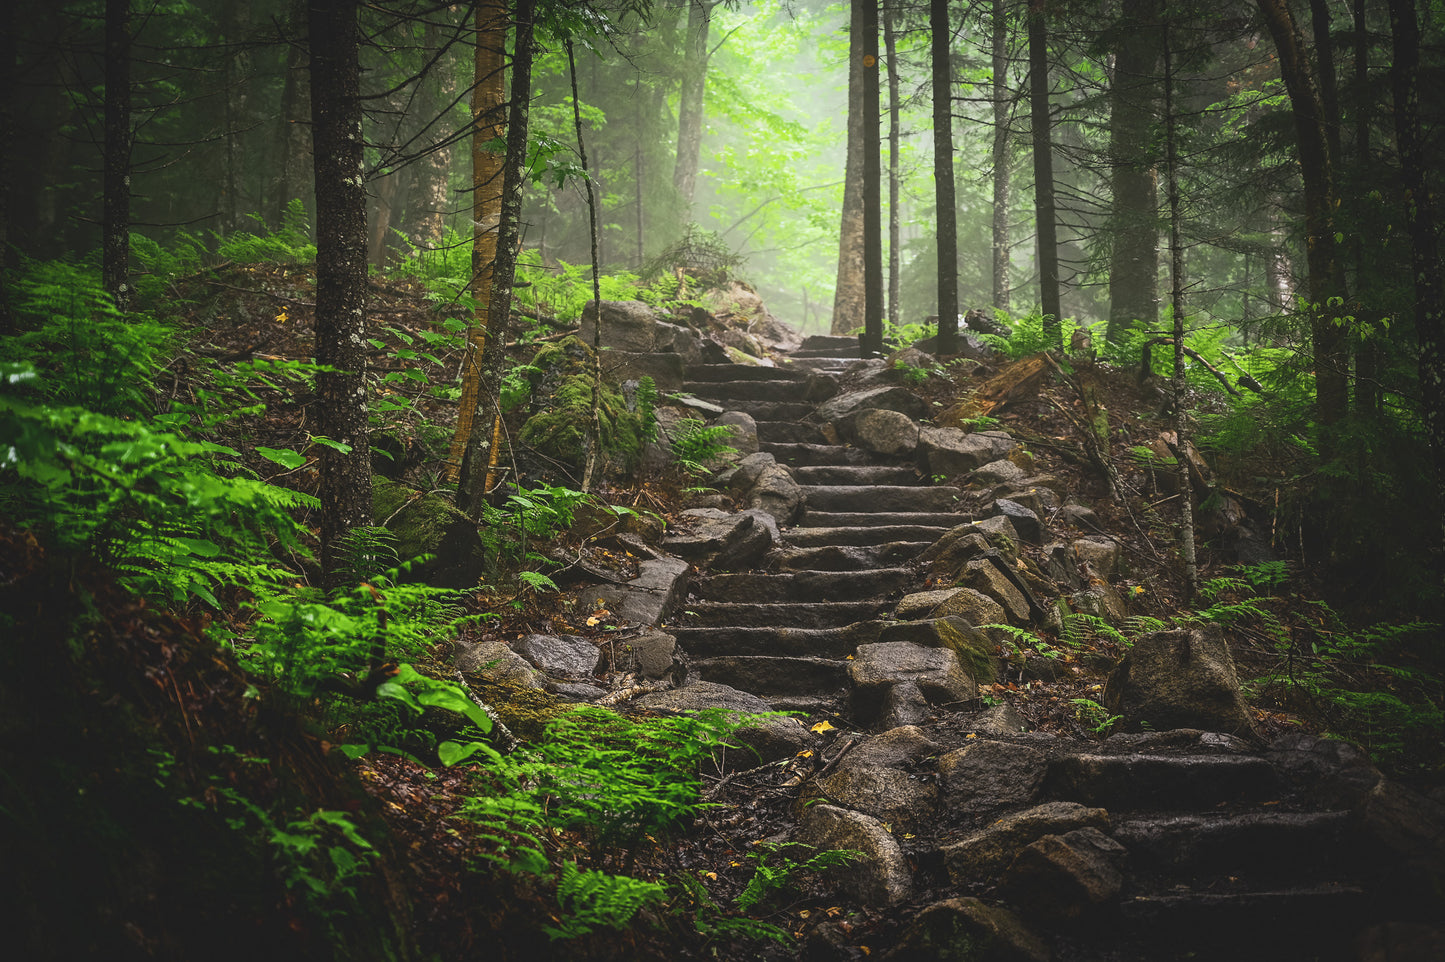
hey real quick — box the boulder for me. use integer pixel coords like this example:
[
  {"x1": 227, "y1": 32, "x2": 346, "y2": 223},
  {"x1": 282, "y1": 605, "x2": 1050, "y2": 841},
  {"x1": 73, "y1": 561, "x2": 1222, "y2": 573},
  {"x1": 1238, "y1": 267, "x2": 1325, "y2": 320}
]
[
  {"x1": 613, "y1": 628, "x2": 687, "y2": 685},
  {"x1": 743, "y1": 462, "x2": 805, "y2": 527},
  {"x1": 720, "y1": 326, "x2": 766, "y2": 358},
  {"x1": 896, "y1": 589, "x2": 959, "y2": 619},
  {"x1": 576, "y1": 556, "x2": 690, "y2": 629},
  {"x1": 579, "y1": 300, "x2": 661, "y2": 352},
  {"x1": 882, "y1": 898, "x2": 1050, "y2": 962},
  {"x1": 934, "y1": 589, "x2": 1009, "y2": 630},
  {"x1": 816, "y1": 726, "x2": 943, "y2": 829},
  {"x1": 989, "y1": 499, "x2": 1048, "y2": 545},
  {"x1": 796, "y1": 804, "x2": 913, "y2": 905},
  {"x1": 453, "y1": 639, "x2": 547, "y2": 690},
  {"x1": 918, "y1": 428, "x2": 1019, "y2": 478},
  {"x1": 1069, "y1": 582, "x2": 1128, "y2": 624},
  {"x1": 1103, "y1": 625, "x2": 1255, "y2": 736},
  {"x1": 850, "y1": 642, "x2": 978, "y2": 728},
  {"x1": 943, "y1": 801, "x2": 1111, "y2": 883},
  {"x1": 877, "y1": 616, "x2": 997, "y2": 684},
  {"x1": 920, "y1": 519, "x2": 1020, "y2": 576},
  {"x1": 665, "y1": 507, "x2": 777, "y2": 571},
  {"x1": 970, "y1": 460, "x2": 1028, "y2": 488},
  {"x1": 938, "y1": 739, "x2": 1048, "y2": 815},
  {"x1": 854, "y1": 408, "x2": 920, "y2": 458},
  {"x1": 998, "y1": 827, "x2": 1127, "y2": 924},
  {"x1": 956, "y1": 560, "x2": 1032, "y2": 625},
  {"x1": 1071, "y1": 537, "x2": 1122, "y2": 581},
  {"x1": 513, "y1": 633, "x2": 600, "y2": 679},
  {"x1": 715, "y1": 410, "x2": 759, "y2": 458},
  {"x1": 635, "y1": 681, "x2": 810, "y2": 767},
  {"x1": 817, "y1": 385, "x2": 928, "y2": 428},
  {"x1": 598, "y1": 350, "x2": 686, "y2": 392}
]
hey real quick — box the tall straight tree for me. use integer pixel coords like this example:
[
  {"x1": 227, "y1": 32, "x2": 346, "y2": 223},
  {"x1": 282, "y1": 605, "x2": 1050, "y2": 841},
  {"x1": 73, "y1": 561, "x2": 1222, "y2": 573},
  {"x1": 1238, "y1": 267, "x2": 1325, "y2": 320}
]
[
  {"x1": 884, "y1": 0, "x2": 901, "y2": 328},
  {"x1": 929, "y1": 0, "x2": 958, "y2": 353},
  {"x1": 832, "y1": 8, "x2": 867, "y2": 335},
  {"x1": 457, "y1": 0, "x2": 536, "y2": 517},
  {"x1": 309, "y1": 0, "x2": 371, "y2": 577},
  {"x1": 674, "y1": 0, "x2": 722, "y2": 212},
  {"x1": 1105, "y1": 0, "x2": 1163, "y2": 345},
  {"x1": 1027, "y1": 0, "x2": 1061, "y2": 346},
  {"x1": 103, "y1": 0, "x2": 132, "y2": 308},
  {"x1": 991, "y1": 0, "x2": 1011, "y2": 312},
  {"x1": 448, "y1": 0, "x2": 509, "y2": 478},
  {"x1": 860, "y1": 0, "x2": 884, "y2": 356},
  {"x1": 1257, "y1": 0, "x2": 1348, "y2": 426}
]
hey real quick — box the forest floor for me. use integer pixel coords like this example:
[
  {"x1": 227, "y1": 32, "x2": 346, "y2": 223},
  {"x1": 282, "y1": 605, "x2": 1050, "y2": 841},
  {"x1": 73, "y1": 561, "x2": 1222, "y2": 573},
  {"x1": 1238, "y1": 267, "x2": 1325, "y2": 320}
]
[{"x1": 55, "y1": 262, "x2": 1444, "y2": 960}]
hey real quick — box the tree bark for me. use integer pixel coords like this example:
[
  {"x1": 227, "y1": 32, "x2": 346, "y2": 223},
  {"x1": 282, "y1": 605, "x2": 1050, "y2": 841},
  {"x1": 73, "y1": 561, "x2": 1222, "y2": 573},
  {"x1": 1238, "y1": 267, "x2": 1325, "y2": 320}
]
[
  {"x1": 410, "y1": 15, "x2": 460, "y2": 247},
  {"x1": 103, "y1": 0, "x2": 132, "y2": 309},
  {"x1": 1105, "y1": 0, "x2": 1162, "y2": 344},
  {"x1": 447, "y1": 0, "x2": 508, "y2": 478},
  {"x1": 885, "y1": 1, "x2": 901, "y2": 329},
  {"x1": 1257, "y1": 0, "x2": 1348, "y2": 426},
  {"x1": 221, "y1": 0, "x2": 254, "y2": 236},
  {"x1": 991, "y1": 0, "x2": 1011, "y2": 313},
  {"x1": 570, "y1": 40, "x2": 606, "y2": 493},
  {"x1": 861, "y1": 0, "x2": 884, "y2": 356},
  {"x1": 832, "y1": 8, "x2": 867, "y2": 335},
  {"x1": 0, "y1": 0, "x2": 15, "y2": 334},
  {"x1": 673, "y1": 0, "x2": 719, "y2": 212},
  {"x1": 1387, "y1": 0, "x2": 1445, "y2": 561},
  {"x1": 1028, "y1": 1, "x2": 1061, "y2": 346},
  {"x1": 457, "y1": 0, "x2": 536, "y2": 517},
  {"x1": 271, "y1": 0, "x2": 312, "y2": 230},
  {"x1": 309, "y1": 0, "x2": 371, "y2": 578},
  {"x1": 930, "y1": 0, "x2": 958, "y2": 353}
]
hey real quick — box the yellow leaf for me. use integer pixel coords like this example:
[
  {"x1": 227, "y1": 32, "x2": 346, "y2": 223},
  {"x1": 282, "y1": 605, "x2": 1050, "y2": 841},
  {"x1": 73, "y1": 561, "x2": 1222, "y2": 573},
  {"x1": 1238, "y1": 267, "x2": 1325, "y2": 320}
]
[
  {"x1": 860, "y1": 947, "x2": 871, "y2": 956},
  {"x1": 810, "y1": 720, "x2": 836, "y2": 733},
  {"x1": 797, "y1": 749, "x2": 814, "y2": 758},
  {"x1": 798, "y1": 909, "x2": 811, "y2": 919},
  {"x1": 586, "y1": 617, "x2": 601, "y2": 627},
  {"x1": 703, "y1": 872, "x2": 717, "y2": 880},
  {"x1": 966, "y1": 732, "x2": 977, "y2": 739}
]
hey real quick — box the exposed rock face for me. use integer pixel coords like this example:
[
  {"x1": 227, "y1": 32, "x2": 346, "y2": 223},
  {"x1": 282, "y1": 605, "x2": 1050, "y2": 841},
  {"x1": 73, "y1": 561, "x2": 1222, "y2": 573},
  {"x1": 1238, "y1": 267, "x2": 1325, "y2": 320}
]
[
  {"x1": 816, "y1": 726, "x2": 942, "y2": 829},
  {"x1": 1103, "y1": 625, "x2": 1255, "y2": 736},
  {"x1": 943, "y1": 801, "x2": 1112, "y2": 883},
  {"x1": 999, "y1": 826, "x2": 1128, "y2": 924},
  {"x1": 853, "y1": 408, "x2": 920, "y2": 458},
  {"x1": 796, "y1": 803, "x2": 913, "y2": 905},
  {"x1": 453, "y1": 639, "x2": 547, "y2": 689},
  {"x1": 513, "y1": 633, "x2": 600, "y2": 679},
  {"x1": 938, "y1": 739, "x2": 1047, "y2": 815},
  {"x1": 849, "y1": 642, "x2": 977, "y2": 728}
]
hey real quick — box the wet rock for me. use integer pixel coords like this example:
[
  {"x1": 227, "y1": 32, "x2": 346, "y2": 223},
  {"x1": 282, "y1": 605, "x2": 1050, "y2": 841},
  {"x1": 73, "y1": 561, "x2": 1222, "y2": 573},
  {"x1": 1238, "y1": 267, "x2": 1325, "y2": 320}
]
[
  {"x1": 577, "y1": 556, "x2": 690, "y2": 628},
  {"x1": 1045, "y1": 752, "x2": 1280, "y2": 809},
  {"x1": 797, "y1": 804, "x2": 913, "y2": 905},
  {"x1": 1265, "y1": 731, "x2": 1383, "y2": 807},
  {"x1": 938, "y1": 739, "x2": 1048, "y2": 815},
  {"x1": 854, "y1": 408, "x2": 920, "y2": 458},
  {"x1": 970, "y1": 460, "x2": 1028, "y2": 488},
  {"x1": 999, "y1": 827, "x2": 1127, "y2": 925},
  {"x1": 816, "y1": 726, "x2": 942, "y2": 829},
  {"x1": 1103, "y1": 625, "x2": 1255, "y2": 736},
  {"x1": 514, "y1": 633, "x2": 600, "y2": 679},
  {"x1": 614, "y1": 628, "x2": 687, "y2": 685},
  {"x1": 666, "y1": 507, "x2": 777, "y2": 571},
  {"x1": 878, "y1": 616, "x2": 997, "y2": 684},
  {"x1": 943, "y1": 801, "x2": 1111, "y2": 883},
  {"x1": 635, "y1": 681, "x2": 810, "y2": 766},
  {"x1": 921, "y1": 519, "x2": 1020, "y2": 576},
  {"x1": 989, "y1": 499, "x2": 1048, "y2": 545},
  {"x1": 453, "y1": 639, "x2": 547, "y2": 689},
  {"x1": 919, "y1": 427, "x2": 1019, "y2": 479},
  {"x1": 882, "y1": 897, "x2": 1050, "y2": 962},
  {"x1": 850, "y1": 642, "x2": 978, "y2": 729}
]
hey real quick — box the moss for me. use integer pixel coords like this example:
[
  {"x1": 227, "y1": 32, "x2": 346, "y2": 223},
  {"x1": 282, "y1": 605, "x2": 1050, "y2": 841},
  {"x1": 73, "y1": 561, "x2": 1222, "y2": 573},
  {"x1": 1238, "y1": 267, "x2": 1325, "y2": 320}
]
[
  {"x1": 518, "y1": 375, "x2": 648, "y2": 474},
  {"x1": 937, "y1": 618, "x2": 999, "y2": 685},
  {"x1": 373, "y1": 478, "x2": 466, "y2": 563},
  {"x1": 476, "y1": 682, "x2": 569, "y2": 743}
]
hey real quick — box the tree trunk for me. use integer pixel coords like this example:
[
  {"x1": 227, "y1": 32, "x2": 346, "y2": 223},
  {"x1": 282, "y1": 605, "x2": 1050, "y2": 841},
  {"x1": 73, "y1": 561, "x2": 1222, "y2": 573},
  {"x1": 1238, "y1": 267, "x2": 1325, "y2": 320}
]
[
  {"x1": 1162, "y1": 20, "x2": 1197, "y2": 602},
  {"x1": 409, "y1": 15, "x2": 459, "y2": 247},
  {"x1": 1257, "y1": 0, "x2": 1348, "y2": 426},
  {"x1": 832, "y1": 9, "x2": 867, "y2": 336},
  {"x1": 309, "y1": 0, "x2": 371, "y2": 578},
  {"x1": 570, "y1": 40, "x2": 606, "y2": 493},
  {"x1": 1105, "y1": 0, "x2": 1162, "y2": 344},
  {"x1": 929, "y1": 0, "x2": 958, "y2": 353},
  {"x1": 673, "y1": 0, "x2": 718, "y2": 213},
  {"x1": 221, "y1": 0, "x2": 254, "y2": 236},
  {"x1": 1350, "y1": 0, "x2": 1381, "y2": 419},
  {"x1": 0, "y1": 0, "x2": 15, "y2": 334},
  {"x1": 272, "y1": 0, "x2": 312, "y2": 230},
  {"x1": 103, "y1": 0, "x2": 132, "y2": 309},
  {"x1": 991, "y1": 0, "x2": 1011, "y2": 313},
  {"x1": 447, "y1": 0, "x2": 508, "y2": 479},
  {"x1": 458, "y1": 0, "x2": 535, "y2": 517},
  {"x1": 885, "y1": 1, "x2": 901, "y2": 329},
  {"x1": 1028, "y1": 1, "x2": 1061, "y2": 346},
  {"x1": 861, "y1": 0, "x2": 884, "y2": 356},
  {"x1": 1387, "y1": 0, "x2": 1445, "y2": 560}
]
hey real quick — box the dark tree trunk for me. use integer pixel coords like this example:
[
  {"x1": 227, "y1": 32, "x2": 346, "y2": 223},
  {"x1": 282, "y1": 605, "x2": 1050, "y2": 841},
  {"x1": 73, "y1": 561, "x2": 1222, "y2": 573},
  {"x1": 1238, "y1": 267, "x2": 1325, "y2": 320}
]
[
  {"x1": 673, "y1": 0, "x2": 718, "y2": 212},
  {"x1": 1387, "y1": 0, "x2": 1445, "y2": 560},
  {"x1": 1258, "y1": 0, "x2": 1349, "y2": 426},
  {"x1": 458, "y1": 0, "x2": 536, "y2": 517},
  {"x1": 930, "y1": 0, "x2": 958, "y2": 353},
  {"x1": 991, "y1": 0, "x2": 1011, "y2": 313},
  {"x1": 833, "y1": 9, "x2": 867, "y2": 335},
  {"x1": 861, "y1": 0, "x2": 884, "y2": 356},
  {"x1": 272, "y1": 0, "x2": 312, "y2": 230},
  {"x1": 885, "y1": 1, "x2": 901, "y2": 328},
  {"x1": 309, "y1": 0, "x2": 371, "y2": 578},
  {"x1": 0, "y1": 0, "x2": 14, "y2": 334},
  {"x1": 1105, "y1": 0, "x2": 1163, "y2": 344},
  {"x1": 1350, "y1": 0, "x2": 1381, "y2": 419},
  {"x1": 221, "y1": 0, "x2": 254, "y2": 236},
  {"x1": 103, "y1": 0, "x2": 132, "y2": 309},
  {"x1": 1028, "y1": 1, "x2": 1061, "y2": 346}
]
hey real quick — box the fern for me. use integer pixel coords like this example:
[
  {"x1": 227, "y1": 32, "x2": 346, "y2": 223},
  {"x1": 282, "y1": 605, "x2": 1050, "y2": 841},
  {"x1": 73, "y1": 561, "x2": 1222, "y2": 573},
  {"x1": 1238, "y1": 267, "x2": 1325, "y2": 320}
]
[
  {"x1": 544, "y1": 862, "x2": 666, "y2": 940},
  {"x1": 1060, "y1": 612, "x2": 1131, "y2": 648},
  {"x1": 670, "y1": 420, "x2": 739, "y2": 477}
]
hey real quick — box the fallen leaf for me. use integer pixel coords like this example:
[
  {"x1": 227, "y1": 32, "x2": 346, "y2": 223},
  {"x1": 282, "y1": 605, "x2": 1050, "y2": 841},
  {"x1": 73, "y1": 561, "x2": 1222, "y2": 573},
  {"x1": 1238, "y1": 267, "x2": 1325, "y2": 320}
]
[{"x1": 810, "y1": 720, "x2": 836, "y2": 733}]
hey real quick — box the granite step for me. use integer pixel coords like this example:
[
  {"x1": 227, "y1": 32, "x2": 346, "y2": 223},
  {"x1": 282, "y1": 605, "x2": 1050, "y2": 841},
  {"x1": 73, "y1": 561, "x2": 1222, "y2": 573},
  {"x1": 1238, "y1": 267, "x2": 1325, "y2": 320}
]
[
  {"x1": 801, "y1": 484, "x2": 962, "y2": 513},
  {"x1": 669, "y1": 621, "x2": 886, "y2": 658},
  {"x1": 793, "y1": 464, "x2": 924, "y2": 486},
  {"x1": 691, "y1": 567, "x2": 916, "y2": 603},
  {"x1": 680, "y1": 600, "x2": 885, "y2": 629},
  {"x1": 772, "y1": 542, "x2": 932, "y2": 571}
]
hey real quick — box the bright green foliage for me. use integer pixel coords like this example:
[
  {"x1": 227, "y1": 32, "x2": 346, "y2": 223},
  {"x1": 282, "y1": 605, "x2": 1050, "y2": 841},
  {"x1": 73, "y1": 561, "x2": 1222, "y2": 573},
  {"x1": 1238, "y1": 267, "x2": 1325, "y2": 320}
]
[
  {"x1": 545, "y1": 861, "x2": 667, "y2": 940},
  {"x1": 1070, "y1": 698, "x2": 1122, "y2": 736},
  {"x1": 669, "y1": 419, "x2": 739, "y2": 477},
  {"x1": 215, "y1": 200, "x2": 317, "y2": 265},
  {"x1": 734, "y1": 841, "x2": 861, "y2": 912}
]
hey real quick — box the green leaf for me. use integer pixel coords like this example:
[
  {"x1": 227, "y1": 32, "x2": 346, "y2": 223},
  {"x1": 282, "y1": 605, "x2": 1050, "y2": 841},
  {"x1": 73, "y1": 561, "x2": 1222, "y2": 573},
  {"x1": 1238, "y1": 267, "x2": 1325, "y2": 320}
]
[{"x1": 256, "y1": 446, "x2": 307, "y2": 469}]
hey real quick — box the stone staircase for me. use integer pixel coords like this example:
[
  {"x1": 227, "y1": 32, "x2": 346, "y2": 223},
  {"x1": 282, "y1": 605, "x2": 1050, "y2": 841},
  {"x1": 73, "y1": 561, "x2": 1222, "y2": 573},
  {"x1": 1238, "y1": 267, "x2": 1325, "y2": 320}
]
[{"x1": 655, "y1": 336, "x2": 1444, "y2": 962}]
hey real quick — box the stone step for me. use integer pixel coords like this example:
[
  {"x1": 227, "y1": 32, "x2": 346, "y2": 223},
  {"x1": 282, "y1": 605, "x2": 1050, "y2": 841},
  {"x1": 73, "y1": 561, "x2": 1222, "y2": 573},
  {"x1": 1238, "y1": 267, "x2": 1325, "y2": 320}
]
[
  {"x1": 793, "y1": 464, "x2": 924, "y2": 486},
  {"x1": 784, "y1": 526, "x2": 948, "y2": 548},
  {"x1": 1044, "y1": 753, "x2": 1282, "y2": 810},
  {"x1": 1118, "y1": 884, "x2": 1367, "y2": 959},
  {"x1": 683, "y1": 364, "x2": 808, "y2": 383},
  {"x1": 681, "y1": 601, "x2": 885, "y2": 629},
  {"x1": 692, "y1": 655, "x2": 851, "y2": 697},
  {"x1": 761, "y1": 442, "x2": 868, "y2": 467},
  {"x1": 802, "y1": 484, "x2": 963, "y2": 513},
  {"x1": 798, "y1": 334, "x2": 861, "y2": 353},
  {"x1": 772, "y1": 542, "x2": 932, "y2": 571},
  {"x1": 1115, "y1": 810, "x2": 1361, "y2": 879},
  {"x1": 671, "y1": 621, "x2": 886, "y2": 657},
  {"x1": 757, "y1": 421, "x2": 830, "y2": 444},
  {"x1": 799, "y1": 510, "x2": 967, "y2": 529},
  {"x1": 692, "y1": 567, "x2": 917, "y2": 603},
  {"x1": 684, "y1": 379, "x2": 809, "y2": 403},
  {"x1": 708, "y1": 400, "x2": 815, "y2": 421}
]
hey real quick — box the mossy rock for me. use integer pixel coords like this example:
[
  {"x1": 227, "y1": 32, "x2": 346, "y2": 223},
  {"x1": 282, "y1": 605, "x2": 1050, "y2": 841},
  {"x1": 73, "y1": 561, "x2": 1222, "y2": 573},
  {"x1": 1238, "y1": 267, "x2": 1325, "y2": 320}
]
[
  {"x1": 519, "y1": 353, "x2": 650, "y2": 474},
  {"x1": 372, "y1": 478, "x2": 485, "y2": 587},
  {"x1": 475, "y1": 681, "x2": 569, "y2": 743}
]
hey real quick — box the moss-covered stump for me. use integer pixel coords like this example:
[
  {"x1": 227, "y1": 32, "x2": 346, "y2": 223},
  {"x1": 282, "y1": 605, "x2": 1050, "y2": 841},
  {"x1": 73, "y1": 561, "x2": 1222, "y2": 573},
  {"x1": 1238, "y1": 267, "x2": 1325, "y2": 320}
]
[
  {"x1": 518, "y1": 337, "x2": 653, "y2": 476},
  {"x1": 373, "y1": 478, "x2": 484, "y2": 587}
]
